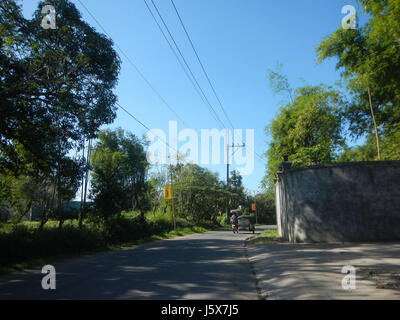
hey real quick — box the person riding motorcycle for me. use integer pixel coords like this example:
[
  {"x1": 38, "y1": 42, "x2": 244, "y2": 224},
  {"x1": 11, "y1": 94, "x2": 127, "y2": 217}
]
[{"x1": 230, "y1": 214, "x2": 239, "y2": 233}]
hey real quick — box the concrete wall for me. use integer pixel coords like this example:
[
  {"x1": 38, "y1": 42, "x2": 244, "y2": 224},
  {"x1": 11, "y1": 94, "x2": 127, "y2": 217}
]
[{"x1": 275, "y1": 161, "x2": 400, "y2": 243}]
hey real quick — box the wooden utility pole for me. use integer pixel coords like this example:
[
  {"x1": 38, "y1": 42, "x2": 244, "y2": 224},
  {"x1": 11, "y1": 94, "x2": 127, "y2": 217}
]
[
  {"x1": 226, "y1": 143, "x2": 230, "y2": 221},
  {"x1": 253, "y1": 191, "x2": 258, "y2": 225},
  {"x1": 169, "y1": 159, "x2": 176, "y2": 230}
]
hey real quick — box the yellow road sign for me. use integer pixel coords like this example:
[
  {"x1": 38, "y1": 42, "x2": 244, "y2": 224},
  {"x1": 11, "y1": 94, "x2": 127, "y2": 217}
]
[{"x1": 163, "y1": 185, "x2": 172, "y2": 200}]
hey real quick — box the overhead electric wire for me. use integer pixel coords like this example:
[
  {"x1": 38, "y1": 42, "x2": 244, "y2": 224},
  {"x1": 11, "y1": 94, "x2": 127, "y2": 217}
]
[
  {"x1": 116, "y1": 102, "x2": 189, "y2": 165},
  {"x1": 77, "y1": 0, "x2": 267, "y2": 168},
  {"x1": 142, "y1": 0, "x2": 207, "y2": 116},
  {"x1": 170, "y1": 0, "x2": 268, "y2": 165},
  {"x1": 145, "y1": 0, "x2": 226, "y2": 130},
  {"x1": 170, "y1": 0, "x2": 234, "y2": 130},
  {"x1": 76, "y1": 0, "x2": 190, "y2": 128}
]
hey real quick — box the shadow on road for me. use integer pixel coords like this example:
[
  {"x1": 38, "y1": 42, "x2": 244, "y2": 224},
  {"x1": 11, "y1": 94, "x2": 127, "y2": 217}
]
[
  {"x1": 248, "y1": 241, "x2": 400, "y2": 299},
  {"x1": 0, "y1": 230, "x2": 260, "y2": 300}
]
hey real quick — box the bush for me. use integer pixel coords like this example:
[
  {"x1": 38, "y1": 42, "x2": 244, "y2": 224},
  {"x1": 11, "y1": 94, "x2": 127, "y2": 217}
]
[
  {"x1": 0, "y1": 209, "x2": 221, "y2": 271},
  {"x1": 0, "y1": 220, "x2": 106, "y2": 268},
  {"x1": 216, "y1": 215, "x2": 227, "y2": 226}
]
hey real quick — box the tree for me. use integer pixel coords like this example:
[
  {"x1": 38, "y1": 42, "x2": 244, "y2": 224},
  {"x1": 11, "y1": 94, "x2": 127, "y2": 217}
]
[
  {"x1": 229, "y1": 170, "x2": 245, "y2": 210},
  {"x1": 262, "y1": 85, "x2": 345, "y2": 190},
  {"x1": 90, "y1": 128, "x2": 149, "y2": 221},
  {"x1": 245, "y1": 192, "x2": 275, "y2": 224},
  {"x1": 0, "y1": 0, "x2": 120, "y2": 226},
  {"x1": 1, "y1": 0, "x2": 120, "y2": 174},
  {"x1": 173, "y1": 164, "x2": 226, "y2": 224},
  {"x1": 147, "y1": 167, "x2": 168, "y2": 215},
  {"x1": 316, "y1": 0, "x2": 400, "y2": 160},
  {"x1": 267, "y1": 63, "x2": 294, "y2": 103}
]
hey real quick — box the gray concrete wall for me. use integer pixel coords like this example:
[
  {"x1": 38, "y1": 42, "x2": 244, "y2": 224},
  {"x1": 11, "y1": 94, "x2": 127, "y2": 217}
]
[{"x1": 275, "y1": 161, "x2": 400, "y2": 242}]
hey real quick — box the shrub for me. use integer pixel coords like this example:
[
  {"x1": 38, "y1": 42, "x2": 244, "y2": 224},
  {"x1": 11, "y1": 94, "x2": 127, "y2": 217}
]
[{"x1": 0, "y1": 209, "x2": 220, "y2": 271}]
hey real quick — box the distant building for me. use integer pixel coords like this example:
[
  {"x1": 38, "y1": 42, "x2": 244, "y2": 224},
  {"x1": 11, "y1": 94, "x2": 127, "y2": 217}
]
[{"x1": 0, "y1": 201, "x2": 90, "y2": 222}]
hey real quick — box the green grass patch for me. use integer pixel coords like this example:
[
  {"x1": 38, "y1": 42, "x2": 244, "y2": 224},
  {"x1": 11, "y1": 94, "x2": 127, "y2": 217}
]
[{"x1": 245, "y1": 228, "x2": 281, "y2": 245}]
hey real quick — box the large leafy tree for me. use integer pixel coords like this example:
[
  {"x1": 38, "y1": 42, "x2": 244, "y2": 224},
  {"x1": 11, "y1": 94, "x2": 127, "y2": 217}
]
[
  {"x1": 229, "y1": 170, "x2": 245, "y2": 210},
  {"x1": 262, "y1": 85, "x2": 345, "y2": 190},
  {"x1": 173, "y1": 164, "x2": 226, "y2": 223},
  {"x1": 316, "y1": 0, "x2": 400, "y2": 159},
  {"x1": 0, "y1": 0, "x2": 120, "y2": 224},
  {"x1": 90, "y1": 129, "x2": 149, "y2": 220},
  {"x1": 0, "y1": 0, "x2": 120, "y2": 174}
]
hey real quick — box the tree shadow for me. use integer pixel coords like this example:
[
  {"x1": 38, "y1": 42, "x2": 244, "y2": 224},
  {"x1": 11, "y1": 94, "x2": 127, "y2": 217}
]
[
  {"x1": 0, "y1": 231, "x2": 260, "y2": 300},
  {"x1": 247, "y1": 241, "x2": 400, "y2": 299}
]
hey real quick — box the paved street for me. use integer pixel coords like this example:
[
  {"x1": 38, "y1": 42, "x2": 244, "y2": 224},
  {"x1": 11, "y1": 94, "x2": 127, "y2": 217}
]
[{"x1": 0, "y1": 228, "x2": 266, "y2": 300}]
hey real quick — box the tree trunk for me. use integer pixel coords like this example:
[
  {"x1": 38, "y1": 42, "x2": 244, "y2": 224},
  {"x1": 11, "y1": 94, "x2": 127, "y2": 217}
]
[
  {"x1": 79, "y1": 139, "x2": 92, "y2": 228},
  {"x1": 367, "y1": 85, "x2": 381, "y2": 160},
  {"x1": 16, "y1": 200, "x2": 33, "y2": 223},
  {"x1": 79, "y1": 139, "x2": 85, "y2": 228},
  {"x1": 58, "y1": 218, "x2": 64, "y2": 230}
]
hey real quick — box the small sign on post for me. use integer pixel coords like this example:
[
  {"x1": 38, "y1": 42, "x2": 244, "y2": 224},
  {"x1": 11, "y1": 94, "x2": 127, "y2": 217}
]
[
  {"x1": 251, "y1": 203, "x2": 256, "y2": 212},
  {"x1": 164, "y1": 185, "x2": 172, "y2": 200}
]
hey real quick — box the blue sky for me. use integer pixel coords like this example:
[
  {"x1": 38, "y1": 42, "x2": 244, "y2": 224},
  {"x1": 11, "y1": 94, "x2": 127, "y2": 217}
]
[{"x1": 22, "y1": 0, "x2": 368, "y2": 193}]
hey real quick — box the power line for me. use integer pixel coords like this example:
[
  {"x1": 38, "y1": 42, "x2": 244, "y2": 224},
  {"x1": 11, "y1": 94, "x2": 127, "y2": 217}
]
[
  {"x1": 170, "y1": 0, "x2": 235, "y2": 130},
  {"x1": 170, "y1": 0, "x2": 268, "y2": 166},
  {"x1": 116, "y1": 102, "x2": 189, "y2": 165},
  {"x1": 142, "y1": 0, "x2": 205, "y2": 115},
  {"x1": 145, "y1": 0, "x2": 226, "y2": 130},
  {"x1": 76, "y1": 0, "x2": 190, "y2": 128},
  {"x1": 77, "y1": 0, "x2": 268, "y2": 169}
]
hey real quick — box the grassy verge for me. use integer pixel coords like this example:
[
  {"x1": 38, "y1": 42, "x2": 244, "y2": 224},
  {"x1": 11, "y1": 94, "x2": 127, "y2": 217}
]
[
  {"x1": 0, "y1": 213, "x2": 219, "y2": 275},
  {"x1": 245, "y1": 228, "x2": 282, "y2": 245},
  {"x1": 1, "y1": 226, "x2": 209, "y2": 275}
]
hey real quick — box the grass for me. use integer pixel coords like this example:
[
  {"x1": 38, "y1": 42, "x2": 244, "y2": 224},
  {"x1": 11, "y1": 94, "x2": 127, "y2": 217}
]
[
  {"x1": 0, "y1": 227, "x2": 208, "y2": 275},
  {"x1": 0, "y1": 212, "x2": 220, "y2": 275},
  {"x1": 245, "y1": 228, "x2": 281, "y2": 245}
]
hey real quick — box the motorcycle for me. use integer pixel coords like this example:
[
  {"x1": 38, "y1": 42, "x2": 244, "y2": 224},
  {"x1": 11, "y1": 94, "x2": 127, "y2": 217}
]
[{"x1": 232, "y1": 222, "x2": 239, "y2": 233}]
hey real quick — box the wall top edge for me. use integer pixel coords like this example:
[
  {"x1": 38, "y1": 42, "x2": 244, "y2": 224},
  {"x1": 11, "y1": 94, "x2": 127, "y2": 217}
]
[{"x1": 280, "y1": 160, "x2": 400, "y2": 174}]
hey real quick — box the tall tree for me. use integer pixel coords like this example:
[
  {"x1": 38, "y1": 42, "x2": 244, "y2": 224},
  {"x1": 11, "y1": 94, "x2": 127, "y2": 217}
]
[
  {"x1": 0, "y1": 0, "x2": 120, "y2": 225},
  {"x1": 229, "y1": 170, "x2": 245, "y2": 210},
  {"x1": 316, "y1": 0, "x2": 400, "y2": 159},
  {"x1": 173, "y1": 164, "x2": 226, "y2": 223},
  {"x1": 262, "y1": 85, "x2": 345, "y2": 190},
  {"x1": 0, "y1": 0, "x2": 120, "y2": 174},
  {"x1": 90, "y1": 128, "x2": 149, "y2": 220}
]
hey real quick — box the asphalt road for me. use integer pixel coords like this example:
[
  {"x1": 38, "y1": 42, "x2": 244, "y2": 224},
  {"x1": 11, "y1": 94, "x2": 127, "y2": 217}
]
[{"x1": 0, "y1": 227, "x2": 269, "y2": 300}]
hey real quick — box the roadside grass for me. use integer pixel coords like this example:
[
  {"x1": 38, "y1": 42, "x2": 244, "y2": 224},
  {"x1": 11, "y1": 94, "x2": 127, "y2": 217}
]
[
  {"x1": 245, "y1": 228, "x2": 282, "y2": 245},
  {"x1": 0, "y1": 213, "x2": 220, "y2": 275}
]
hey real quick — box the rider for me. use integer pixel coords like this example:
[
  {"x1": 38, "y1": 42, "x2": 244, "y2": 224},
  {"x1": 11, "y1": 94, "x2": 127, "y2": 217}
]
[{"x1": 230, "y1": 213, "x2": 238, "y2": 230}]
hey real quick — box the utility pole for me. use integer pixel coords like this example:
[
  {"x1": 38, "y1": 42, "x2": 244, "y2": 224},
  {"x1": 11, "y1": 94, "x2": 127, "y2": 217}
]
[
  {"x1": 226, "y1": 142, "x2": 245, "y2": 221},
  {"x1": 254, "y1": 191, "x2": 258, "y2": 225},
  {"x1": 168, "y1": 155, "x2": 177, "y2": 230}
]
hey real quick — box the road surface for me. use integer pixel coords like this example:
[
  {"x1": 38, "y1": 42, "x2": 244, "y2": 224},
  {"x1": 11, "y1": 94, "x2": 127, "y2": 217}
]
[{"x1": 0, "y1": 227, "x2": 268, "y2": 300}]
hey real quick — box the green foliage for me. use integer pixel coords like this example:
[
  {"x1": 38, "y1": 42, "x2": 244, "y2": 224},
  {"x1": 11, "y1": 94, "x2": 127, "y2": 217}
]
[
  {"x1": 145, "y1": 165, "x2": 247, "y2": 227},
  {"x1": 263, "y1": 85, "x2": 345, "y2": 190},
  {"x1": 316, "y1": 0, "x2": 400, "y2": 158},
  {"x1": 0, "y1": 220, "x2": 106, "y2": 268},
  {"x1": 228, "y1": 170, "x2": 245, "y2": 210},
  {"x1": 246, "y1": 229, "x2": 280, "y2": 245},
  {"x1": 0, "y1": 210, "x2": 217, "y2": 271},
  {"x1": 267, "y1": 62, "x2": 294, "y2": 103},
  {"x1": 340, "y1": 131, "x2": 400, "y2": 161},
  {"x1": 0, "y1": 0, "x2": 121, "y2": 175},
  {"x1": 90, "y1": 128, "x2": 149, "y2": 220},
  {"x1": 173, "y1": 163, "x2": 227, "y2": 223},
  {"x1": 247, "y1": 192, "x2": 276, "y2": 224},
  {"x1": 0, "y1": 0, "x2": 121, "y2": 228}
]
